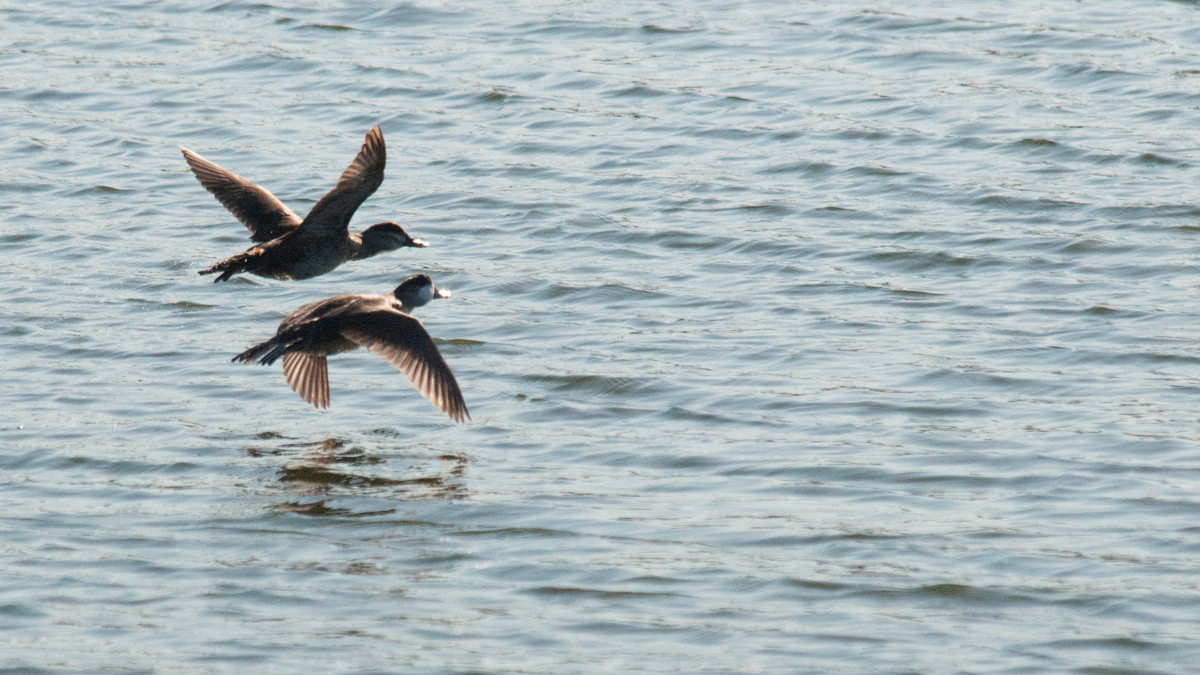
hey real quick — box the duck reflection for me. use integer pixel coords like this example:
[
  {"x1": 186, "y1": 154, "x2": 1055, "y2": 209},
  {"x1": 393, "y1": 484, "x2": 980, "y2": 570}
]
[{"x1": 245, "y1": 435, "x2": 470, "y2": 511}]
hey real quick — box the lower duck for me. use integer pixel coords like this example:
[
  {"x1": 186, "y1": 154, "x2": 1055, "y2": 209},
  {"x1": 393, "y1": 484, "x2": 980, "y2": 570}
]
[{"x1": 233, "y1": 274, "x2": 469, "y2": 422}]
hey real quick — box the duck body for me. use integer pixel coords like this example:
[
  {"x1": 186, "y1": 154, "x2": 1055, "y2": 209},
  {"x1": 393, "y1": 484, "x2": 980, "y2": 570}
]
[
  {"x1": 275, "y1": 294, "x2": 385, "y2": 356},
  {"x1": 233, "y1": 275, "x2": 468, "y2": 422},
  {"x1": 200, "y1": 229, "x2": 354, "y2": 282},
  {"x1": 183, "y1": 125, "x2": 427, "y2": 283}
]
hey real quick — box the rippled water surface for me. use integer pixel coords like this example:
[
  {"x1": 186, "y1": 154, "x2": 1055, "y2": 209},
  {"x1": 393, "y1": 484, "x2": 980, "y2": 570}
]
[{"x1": 6, "y1": 1, "x2": 1200, "y2": 672}]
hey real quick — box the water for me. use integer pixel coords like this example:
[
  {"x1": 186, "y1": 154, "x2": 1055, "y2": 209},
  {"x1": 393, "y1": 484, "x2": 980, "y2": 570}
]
[{"x1": 4, "y1": 1, "x2": 1200, "y2": 672}]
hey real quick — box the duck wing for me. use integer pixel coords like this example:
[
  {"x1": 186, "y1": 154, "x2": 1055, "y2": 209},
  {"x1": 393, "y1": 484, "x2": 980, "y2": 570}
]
[
  {"x1": 181, "y1": 147, "x2": 303, "y2": 243},
  {"x1": 282, "y1": 352, "x2": 331, "y2": 409},
  {"x1": 339, "y1": 308, "x2": 469, "y2": 423},
  {"x1": 292, "y1": 125, "x2": 386, "y2": 241}
]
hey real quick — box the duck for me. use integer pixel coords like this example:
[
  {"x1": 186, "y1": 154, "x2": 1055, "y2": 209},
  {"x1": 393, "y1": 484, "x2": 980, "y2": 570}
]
[
  {"x1": 182, "y1": 125, "x2": 427, "y2": 282},
  {"x1": 233, "y1": 274, "x2": 469, "y2": 422}
]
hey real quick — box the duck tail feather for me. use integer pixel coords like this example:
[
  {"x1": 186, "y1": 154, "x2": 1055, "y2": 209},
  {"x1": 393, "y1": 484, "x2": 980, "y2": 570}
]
[
  {"x1": 234, "y1": 337, "x2": 288, "y2": 366},
  {"x1": 200, "y1": 249, "x2": 259, "y2": 282}
]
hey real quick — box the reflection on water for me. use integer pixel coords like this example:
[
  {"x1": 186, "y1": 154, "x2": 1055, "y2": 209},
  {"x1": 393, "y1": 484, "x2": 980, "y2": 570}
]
[{"x1": 246, "y1": 436, "x2": 471, "y2": 509}]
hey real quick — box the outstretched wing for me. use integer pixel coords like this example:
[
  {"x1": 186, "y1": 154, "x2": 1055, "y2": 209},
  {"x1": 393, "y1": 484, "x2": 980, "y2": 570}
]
[
  {"x1": 340, "y1": 309, "x2": 469, "y2": 422},
  {"x1": 292, "y1": 125, "x2": 386, "y2": 240},
  {"x1": 181, "y1": 147, "x2": 303, "y2": 242}
]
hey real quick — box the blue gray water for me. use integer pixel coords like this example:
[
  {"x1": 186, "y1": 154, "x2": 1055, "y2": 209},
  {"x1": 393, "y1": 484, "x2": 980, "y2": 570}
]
[{"x1": 4, "y1": 1, "x2": 1200, "y2": 672}]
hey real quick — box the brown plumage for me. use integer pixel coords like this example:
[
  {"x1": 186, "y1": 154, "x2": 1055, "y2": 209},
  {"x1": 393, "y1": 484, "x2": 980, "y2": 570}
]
[
  {"x1": 233, "y1": 275, "x2": 469, "y2": 422},
  {"x1": 183, "y1": 125, "x2": 427, "y2": 282}
]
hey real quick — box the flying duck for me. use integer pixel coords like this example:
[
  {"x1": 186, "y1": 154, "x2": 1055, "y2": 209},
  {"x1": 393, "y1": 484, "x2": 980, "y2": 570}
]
[
  {"x1": 183, "y1": 125, "x2": 427, "y2": 282},
  {"x1": 233, "y1": 274, "x2": 469, "y2": 421}
]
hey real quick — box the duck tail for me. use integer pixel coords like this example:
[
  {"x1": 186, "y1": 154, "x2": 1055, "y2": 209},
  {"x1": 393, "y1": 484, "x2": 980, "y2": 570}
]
[
  {"x1": 199, "y1": 249, "x2": 260, "y2": 283},
  {"x1": 233, "y1": 335, "x2": 291, "y2": 367}
]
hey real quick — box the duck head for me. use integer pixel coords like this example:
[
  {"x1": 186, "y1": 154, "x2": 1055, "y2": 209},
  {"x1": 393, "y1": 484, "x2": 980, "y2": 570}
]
[
  {"x1": 361, "y1": 222, "x2": 428, "y2": 257},
  {"x1": 393, "y1": 273, "x2": 451, "y2": 313}
]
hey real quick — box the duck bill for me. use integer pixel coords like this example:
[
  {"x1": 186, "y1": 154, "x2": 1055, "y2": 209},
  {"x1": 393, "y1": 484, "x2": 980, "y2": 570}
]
[
  {"x1": 434, "y1": 287, "x2": 452, "y2": 299},
  {"x1": 408, "y1": 238, "x2": 429, "y2": 248}
]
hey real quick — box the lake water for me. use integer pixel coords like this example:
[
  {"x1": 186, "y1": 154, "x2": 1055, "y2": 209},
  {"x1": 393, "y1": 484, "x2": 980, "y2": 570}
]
[{"x1": 4, "y1": 1, "x2": 1200, "y2": 672}]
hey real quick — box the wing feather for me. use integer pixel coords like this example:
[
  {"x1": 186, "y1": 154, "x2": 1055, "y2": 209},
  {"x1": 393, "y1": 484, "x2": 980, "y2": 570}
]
[
  {"x1": 339, "y1": 309, "x2": 469, "y2": 422},
  {"x1": 293, "y1": 125, "x2": 386, "y2": 240},
  {"x1": 282, "y1": 352, "x2": 330, "y2": 409},
  {"x1": 181, "y1": 147, "x2": 303, "y2": 242}
]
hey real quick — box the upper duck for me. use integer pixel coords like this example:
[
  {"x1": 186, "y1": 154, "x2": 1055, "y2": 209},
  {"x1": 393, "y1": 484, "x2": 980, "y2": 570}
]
[
  {"x1": 233, "y1": 274, "x2": 469, "y2": 421},
  {"x1": 182, "y1": 125, "x2": 427, "y2": 282}
]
